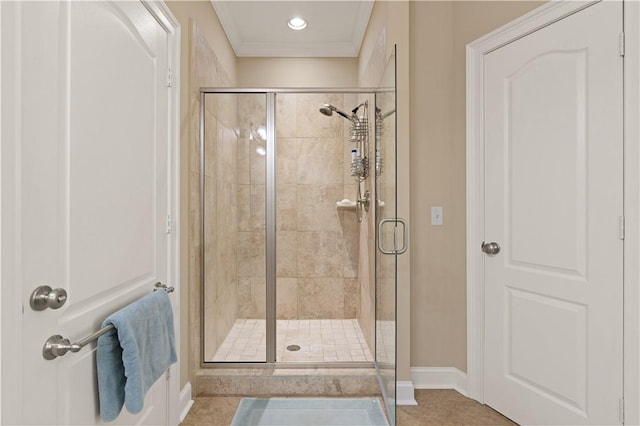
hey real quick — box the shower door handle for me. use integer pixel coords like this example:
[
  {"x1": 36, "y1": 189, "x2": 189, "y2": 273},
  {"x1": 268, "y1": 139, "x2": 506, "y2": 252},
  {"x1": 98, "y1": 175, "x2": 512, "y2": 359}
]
[{"x1": 378, "y1": 218, "x2": 408, "y2": 255}]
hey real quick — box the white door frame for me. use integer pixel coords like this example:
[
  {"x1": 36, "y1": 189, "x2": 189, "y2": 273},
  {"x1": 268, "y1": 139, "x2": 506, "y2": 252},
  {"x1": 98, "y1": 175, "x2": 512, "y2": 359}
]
[
  {"x1": 0, "y1": 1, "x2": 181, "y2": 424},
  {"x1": 466, "y1": 0, "x2": 639, "y2": 423},
  {"x1": 155, "y1": 2, "x2": 182, "y2": 424}
]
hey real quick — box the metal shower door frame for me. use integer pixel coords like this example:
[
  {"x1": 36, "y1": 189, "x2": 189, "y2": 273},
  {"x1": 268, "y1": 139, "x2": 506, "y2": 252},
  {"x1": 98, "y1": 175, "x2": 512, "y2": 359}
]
[{"x1": 199, "y1": 87, "x2": 378, "y2": 368}]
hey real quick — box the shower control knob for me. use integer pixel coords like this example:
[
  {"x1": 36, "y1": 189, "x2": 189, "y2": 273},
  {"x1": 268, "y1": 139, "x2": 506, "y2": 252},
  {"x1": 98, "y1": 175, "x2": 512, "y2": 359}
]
[{"x1": 481, "y1": 242, "x2": 500, "y2": 255}]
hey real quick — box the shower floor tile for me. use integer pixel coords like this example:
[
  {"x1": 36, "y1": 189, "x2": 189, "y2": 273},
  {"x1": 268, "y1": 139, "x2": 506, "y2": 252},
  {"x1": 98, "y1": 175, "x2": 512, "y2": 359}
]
[
  {"x1": 375, "y1": 320, "x2": 395, "y2": 363},
  {"x1": 212, "y1": 319, "x2": 374, "y2": 363}
]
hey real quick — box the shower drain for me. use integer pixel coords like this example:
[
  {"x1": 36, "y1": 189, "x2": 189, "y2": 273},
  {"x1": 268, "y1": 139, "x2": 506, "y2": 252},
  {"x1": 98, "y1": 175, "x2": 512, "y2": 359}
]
[{"x1": 286, "y1": 344, "x2": 301, "y2": 352}]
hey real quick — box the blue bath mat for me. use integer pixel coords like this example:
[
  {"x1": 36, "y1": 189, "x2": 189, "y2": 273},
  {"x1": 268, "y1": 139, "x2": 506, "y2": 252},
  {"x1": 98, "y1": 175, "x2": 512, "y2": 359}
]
[{"x1": 230, "y1": 398, "x2": 389, "y2": 425}]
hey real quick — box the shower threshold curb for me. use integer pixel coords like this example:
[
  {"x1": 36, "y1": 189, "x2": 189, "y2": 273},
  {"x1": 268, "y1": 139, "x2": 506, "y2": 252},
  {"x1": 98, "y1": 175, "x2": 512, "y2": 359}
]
[{"x1": 194, "y1": 367, "x2": 381, "y2": 397}]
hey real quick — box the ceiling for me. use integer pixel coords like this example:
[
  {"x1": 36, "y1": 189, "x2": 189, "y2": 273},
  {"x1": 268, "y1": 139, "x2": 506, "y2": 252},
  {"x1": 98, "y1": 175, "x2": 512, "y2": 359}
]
[{"x1": 210, "y1": 1, "x2": 375, "y2": 57}]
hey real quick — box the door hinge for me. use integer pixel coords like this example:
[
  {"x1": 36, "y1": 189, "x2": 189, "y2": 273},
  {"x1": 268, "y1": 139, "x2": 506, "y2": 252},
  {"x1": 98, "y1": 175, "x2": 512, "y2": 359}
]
[
  {"x1": 167, "y1": 67, "x2": 173, "y2": 87},
  {"x1": 166, "y1": 214, "x2": 172, "y2": 234},
  {"x1": 619, "y1": 32, "x2": 625, "y2": 57},
  {"x1": 619, "y1": 216, "x2": 625, "y2": 240},
  {"x1": 619, "y1": 398, "x2": 625, "y2": 424}
]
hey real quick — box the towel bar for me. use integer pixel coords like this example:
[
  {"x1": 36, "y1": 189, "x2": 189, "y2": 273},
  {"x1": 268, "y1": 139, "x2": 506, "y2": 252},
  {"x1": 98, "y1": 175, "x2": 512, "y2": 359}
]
[{"x1": 42, "y1": 282, "x2": 174, "y2": 360}]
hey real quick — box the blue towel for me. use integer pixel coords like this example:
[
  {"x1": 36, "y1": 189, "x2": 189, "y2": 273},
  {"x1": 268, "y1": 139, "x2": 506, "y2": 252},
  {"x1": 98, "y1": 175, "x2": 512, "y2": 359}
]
[{"x1": 97, "y1": 290, "x2": 177, "y2": 422}]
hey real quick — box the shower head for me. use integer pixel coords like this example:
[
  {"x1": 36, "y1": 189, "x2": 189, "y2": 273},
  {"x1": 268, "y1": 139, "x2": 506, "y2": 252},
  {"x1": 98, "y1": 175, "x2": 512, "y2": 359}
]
[
  {"x1": 319, "y1": 105, "x2": 333, "y2": 116},
  {"x1": 319, "y1": 104, "x2": 356, "y2": 122}
]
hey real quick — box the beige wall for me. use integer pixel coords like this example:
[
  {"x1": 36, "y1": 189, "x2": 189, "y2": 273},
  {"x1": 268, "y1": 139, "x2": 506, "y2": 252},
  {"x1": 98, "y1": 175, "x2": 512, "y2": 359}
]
[
  {"x1": 238, "y1": 58, "x2": 358, "y2": 87},
  {"x1": 166, "y1": 0, "x2": 237, "y2": 389},
  {"x1": 409, "y1": 0, "x2": 458, "y2": 370},
  {"x1": 408, "y1": 1, "x2": 544, "y2": 371}
]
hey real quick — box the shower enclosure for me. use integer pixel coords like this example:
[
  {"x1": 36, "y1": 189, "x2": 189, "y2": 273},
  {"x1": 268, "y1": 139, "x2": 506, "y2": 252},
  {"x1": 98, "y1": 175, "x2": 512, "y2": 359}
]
[{"x1": 199, "y1": 51, "x2": 399, "y2": 422}]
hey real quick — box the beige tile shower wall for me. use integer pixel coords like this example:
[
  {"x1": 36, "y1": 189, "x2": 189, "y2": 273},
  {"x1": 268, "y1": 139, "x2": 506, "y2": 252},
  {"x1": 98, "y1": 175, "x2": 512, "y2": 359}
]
[
  {"x1": 167, "y1": 0, "x2": 238, "y2": 388},
  {"x1": 355, "y1": 25, "x2": 394, "y2": 360},
  {"x1": 196, "y1": 31, "x2": 241, "y2": 362},
  {"x1": 356, "y1": 7, "x2": 376, "y2": 360},
  {"x1": 358, "y1": 1, "x2": 411, "y2": 382},
  {"x1": 188, "y1": 21, "x2": 239, "y2": 369},
  {"x1": 352, "y1": 92, "x2": 377, "y2": 358},
  {"x1": 375, "y1": 86, "x2": 397, "y2": 327},
  {"x1": 236, "y1": 93, "x2": 361, "y2": 321},
  {"x1": 202, "y1": 94, "x2": 240, "y2": 361},
  {"x1": 236, "y1": 95, "x2": 267, "y2": 321}
]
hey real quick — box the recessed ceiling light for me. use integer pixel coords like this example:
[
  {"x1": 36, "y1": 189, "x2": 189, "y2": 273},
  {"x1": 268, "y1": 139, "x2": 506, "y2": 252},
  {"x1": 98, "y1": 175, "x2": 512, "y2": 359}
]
[{"x1": 287, "y1": 17, "x2": 307, "y2": 31}]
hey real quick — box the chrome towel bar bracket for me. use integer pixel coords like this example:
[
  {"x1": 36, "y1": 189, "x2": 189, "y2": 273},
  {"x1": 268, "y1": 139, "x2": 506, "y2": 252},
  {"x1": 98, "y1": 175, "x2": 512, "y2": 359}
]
[
  {"x1": 42, "y1": 282, "x2": 174, "y2": 360},
  {"x1": 43, "y1": 328, "x2": 114, "y2": 360}
]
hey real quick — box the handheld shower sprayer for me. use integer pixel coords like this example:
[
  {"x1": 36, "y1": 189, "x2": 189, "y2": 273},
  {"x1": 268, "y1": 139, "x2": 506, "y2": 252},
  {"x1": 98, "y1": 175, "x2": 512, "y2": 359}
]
[
  {"x1": 319, "y1": 100, "x2": 371, "y2": 222},
  {"x1": 351, "y1": 102, "x2": 366, "y2": 115},
  {"x1": 319, "y1": 104, "x2": 356, "y2": 122},
  {"x1": 375, "y1": 107, "x2": 395, "y2": 121}
]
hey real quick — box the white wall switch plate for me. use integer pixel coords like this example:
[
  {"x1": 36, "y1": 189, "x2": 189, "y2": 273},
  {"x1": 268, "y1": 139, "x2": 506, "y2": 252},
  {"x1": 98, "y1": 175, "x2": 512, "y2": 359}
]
[{"x1": 431, "y1": 206, "x2": 443, "y2": 226}]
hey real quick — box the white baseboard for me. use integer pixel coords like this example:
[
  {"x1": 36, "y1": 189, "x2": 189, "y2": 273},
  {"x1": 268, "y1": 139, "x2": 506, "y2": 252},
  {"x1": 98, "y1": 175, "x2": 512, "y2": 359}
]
[
  {"x1": 411, "y1": 367, "x2": 468, "y2": 396},
  {"x1": 396, "y1": 381, "x2": 418, "y2": 405},
  {"x1": 178, "y1": 382, "x2": 195, "y2": 423}
]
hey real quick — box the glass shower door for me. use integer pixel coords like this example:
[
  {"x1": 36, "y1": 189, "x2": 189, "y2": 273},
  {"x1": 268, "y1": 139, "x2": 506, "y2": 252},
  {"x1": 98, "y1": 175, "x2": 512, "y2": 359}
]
[{"x1": 375, "y1": 47, "x2": 399, "y2": 424}]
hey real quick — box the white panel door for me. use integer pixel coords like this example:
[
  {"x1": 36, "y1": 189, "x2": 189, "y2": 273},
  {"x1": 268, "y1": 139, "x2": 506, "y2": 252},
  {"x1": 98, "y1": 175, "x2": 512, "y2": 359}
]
[
  {"x1": 483, "y1": 1, "x2": 623, "y2": 424},
  {"x1": 10, "y1": 1, "x2": 172, "y2": 424}
]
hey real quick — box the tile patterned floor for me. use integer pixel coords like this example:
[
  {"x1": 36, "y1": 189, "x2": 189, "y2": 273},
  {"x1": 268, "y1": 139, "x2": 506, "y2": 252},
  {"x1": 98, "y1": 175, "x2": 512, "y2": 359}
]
[
  {"x1": 375, "y1": 320, "x2": 395, "y2": 363},
  {"x1": 397, "y1": 389, "x2": 517, "y2": 425},
  {"x1": 180, "y1": 390, "x2": 518, "y2": 425},
  {"x1": 211, "y1": 319, "x2": 373, "y2": 363}
]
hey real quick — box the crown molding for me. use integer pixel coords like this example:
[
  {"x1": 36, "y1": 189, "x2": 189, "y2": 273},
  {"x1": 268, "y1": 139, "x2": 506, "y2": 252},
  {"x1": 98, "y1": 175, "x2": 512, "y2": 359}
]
[{"x1": 211, "y1": 0, "x2": 373, "y2": 58}]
